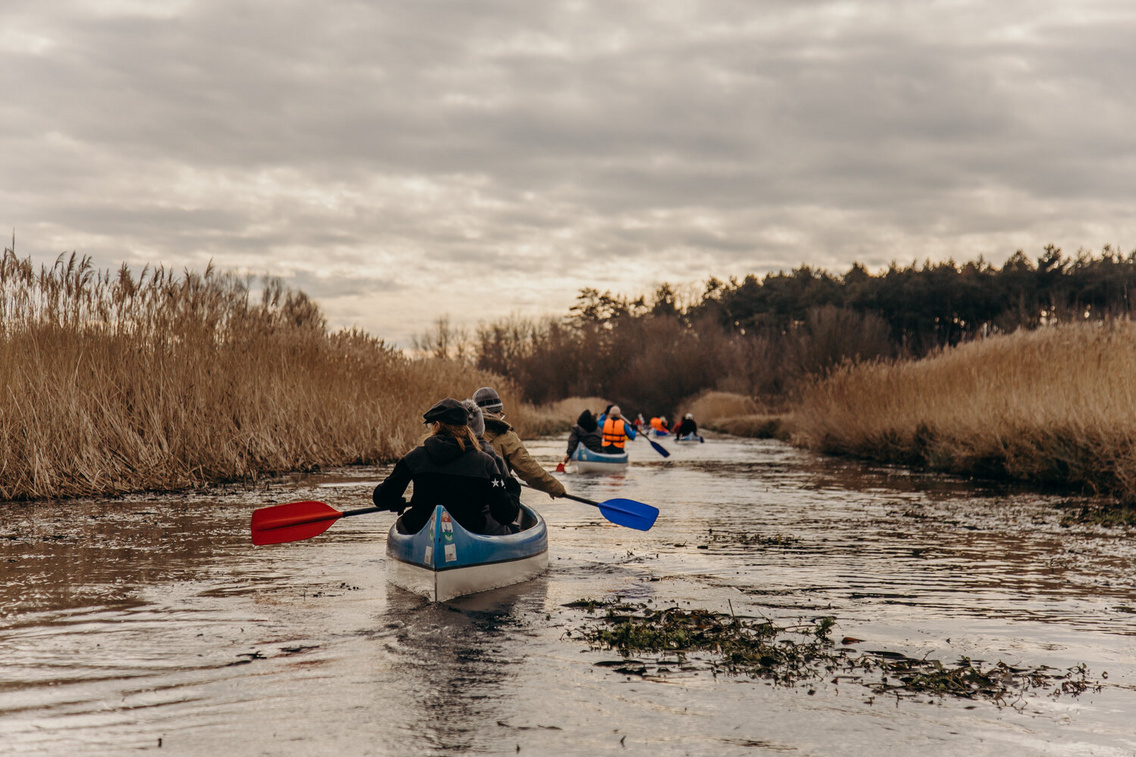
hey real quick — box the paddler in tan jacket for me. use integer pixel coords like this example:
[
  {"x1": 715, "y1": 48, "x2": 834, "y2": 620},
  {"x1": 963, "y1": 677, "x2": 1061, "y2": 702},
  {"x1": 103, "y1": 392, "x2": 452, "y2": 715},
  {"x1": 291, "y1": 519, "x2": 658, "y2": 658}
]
[{"x1": 473, "y1": 386, "x2": 567, "y2": 499}]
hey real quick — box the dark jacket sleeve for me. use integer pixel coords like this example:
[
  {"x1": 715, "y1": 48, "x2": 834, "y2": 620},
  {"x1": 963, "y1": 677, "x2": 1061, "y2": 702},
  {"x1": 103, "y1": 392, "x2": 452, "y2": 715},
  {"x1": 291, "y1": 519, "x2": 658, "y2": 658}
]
[
  {"x1": 372, "y1": 458, "x2": 412, "y2": 512},
  {"x1": 566, "y1": 426, "x2": 581, "y2": 456},
  {"x1": 486, "y1": 461, "x2": 521, "y2": 526}
]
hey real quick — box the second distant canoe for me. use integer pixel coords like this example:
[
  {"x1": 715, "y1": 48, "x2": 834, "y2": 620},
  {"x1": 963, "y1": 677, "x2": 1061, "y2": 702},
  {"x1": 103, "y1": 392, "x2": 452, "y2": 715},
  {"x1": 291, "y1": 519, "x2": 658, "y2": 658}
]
[{"x1": 569, "y1": 445, "x2": 629, "y2": 473}]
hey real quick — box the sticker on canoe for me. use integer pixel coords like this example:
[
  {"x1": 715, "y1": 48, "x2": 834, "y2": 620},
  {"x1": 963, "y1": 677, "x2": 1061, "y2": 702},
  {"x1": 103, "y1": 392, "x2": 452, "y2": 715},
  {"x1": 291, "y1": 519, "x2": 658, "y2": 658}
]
[
  {"x1": 444, "y1": 543, "x2": 457, "y2": 562},
  {"x1": 441, "y1": 512, "x2": 454, "y2": 542},
  {"x1": 424, "y1": 545, "x2": 433, "y2": 566}
]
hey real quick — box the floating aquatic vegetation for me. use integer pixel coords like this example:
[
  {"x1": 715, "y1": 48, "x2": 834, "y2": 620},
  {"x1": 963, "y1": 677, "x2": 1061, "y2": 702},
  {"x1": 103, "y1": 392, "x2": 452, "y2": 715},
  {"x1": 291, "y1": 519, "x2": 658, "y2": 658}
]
[
  {"x1": 1059, "y1": 503, "x2": 1136, "y2": 528},
  {"x1": 706, "y1": 528, "x2": 802, "y2": 548},
  {"x1": 565, "y1": 599, "x2": 1100, "y2": 708}
]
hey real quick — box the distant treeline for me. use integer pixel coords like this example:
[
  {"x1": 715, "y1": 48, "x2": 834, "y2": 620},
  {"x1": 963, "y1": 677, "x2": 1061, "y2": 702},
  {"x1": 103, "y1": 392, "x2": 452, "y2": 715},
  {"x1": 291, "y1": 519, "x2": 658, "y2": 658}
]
[{"x1": 420, "y1": 246, "x2": 1136, "y2": 414}]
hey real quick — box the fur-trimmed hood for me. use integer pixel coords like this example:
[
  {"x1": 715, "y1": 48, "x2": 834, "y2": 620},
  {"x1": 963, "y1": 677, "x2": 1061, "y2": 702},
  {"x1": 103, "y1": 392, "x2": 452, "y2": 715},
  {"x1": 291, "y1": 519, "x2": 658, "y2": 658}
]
[{"x1": 484, "y1": 416, "x2": 513, "y2": 435}]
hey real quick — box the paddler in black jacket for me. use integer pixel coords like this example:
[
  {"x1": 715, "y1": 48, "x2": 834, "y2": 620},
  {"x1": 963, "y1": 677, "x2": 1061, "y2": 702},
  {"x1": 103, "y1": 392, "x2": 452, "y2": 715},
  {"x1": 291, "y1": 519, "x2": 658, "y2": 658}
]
[
  {"x1": 675, "y1": 413, "x2": 699, "y2": 437},
  {"x1": 563, "y1": 408, "x2": 604, "y2": 465},
  {"x1": 372, "y1": 398, "x2": 519, "y2": 535}
]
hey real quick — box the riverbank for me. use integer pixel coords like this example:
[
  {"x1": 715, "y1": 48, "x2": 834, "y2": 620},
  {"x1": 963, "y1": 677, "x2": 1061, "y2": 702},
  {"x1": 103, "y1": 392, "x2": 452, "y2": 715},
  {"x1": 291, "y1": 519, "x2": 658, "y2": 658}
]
[
  {"x1": 0, "y1": 252, "x2": 566, "y2": 502},
  {"x1": 786, "y1": 321, "x2": 1136, "y2": 518},
  {"x1": 679, "y1": 391, "x2": 791, "y2": 441},
  {"x1": 8, "y1": 250, "x2": 1136, "y2": 517}
]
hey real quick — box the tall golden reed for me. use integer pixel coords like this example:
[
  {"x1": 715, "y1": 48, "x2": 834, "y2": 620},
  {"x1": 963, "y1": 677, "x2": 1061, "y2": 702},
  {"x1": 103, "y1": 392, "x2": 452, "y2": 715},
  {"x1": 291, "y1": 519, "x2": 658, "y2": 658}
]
[
  {"x1": 0, "y1": 250, "x2": 524, "y2": 501},
  {"x1": 792, "y1": 320, "x2": 1136, "y2": 502}
]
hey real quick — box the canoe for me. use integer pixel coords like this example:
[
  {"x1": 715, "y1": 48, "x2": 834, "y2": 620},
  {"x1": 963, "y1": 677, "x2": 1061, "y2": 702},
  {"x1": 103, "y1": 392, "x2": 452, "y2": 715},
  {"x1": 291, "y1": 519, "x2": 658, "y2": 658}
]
[
  {"x1": 646, "y1": 428, "x2": 670, "y2": 438},
  {"x1": 386, "y1": 504, "x2": 548, "y2": 602},
  {"x1": 676, "y1": 433, "x2": 704, "y2": 443},
  {"x1": 570, "y1": 445, "x2": 629, "y2": 473}
]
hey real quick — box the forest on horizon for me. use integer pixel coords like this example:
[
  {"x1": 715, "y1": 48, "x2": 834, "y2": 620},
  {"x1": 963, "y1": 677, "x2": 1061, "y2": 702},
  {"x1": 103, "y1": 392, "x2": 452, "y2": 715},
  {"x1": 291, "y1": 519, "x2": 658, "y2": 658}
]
[{"x1": 417, "y1": 245, "x2": 1136, "y2": 415}]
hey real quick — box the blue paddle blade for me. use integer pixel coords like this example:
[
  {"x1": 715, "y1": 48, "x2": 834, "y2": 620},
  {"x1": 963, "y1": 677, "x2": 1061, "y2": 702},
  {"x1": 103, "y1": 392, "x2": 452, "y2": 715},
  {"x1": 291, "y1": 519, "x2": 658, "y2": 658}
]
[
  {"x1": 596, "y1": 498, "x2": 659, "y2": 531},
  {"x1": 648, "y1": 439, "x2": 671, "y2": 458}
]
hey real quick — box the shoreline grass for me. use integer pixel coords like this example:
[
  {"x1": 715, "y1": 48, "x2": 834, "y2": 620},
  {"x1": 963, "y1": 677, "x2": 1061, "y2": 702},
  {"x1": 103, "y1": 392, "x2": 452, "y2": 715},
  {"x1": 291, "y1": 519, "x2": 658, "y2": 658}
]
[
  {"x1": 0, "y1": 251, "x2": 536, "y2": 502},
  {"x1": 790, "y1": 320, "x2": 1136, "y2": 513},
  {"x1": 677, "y1": 391, "x2": 791, "y2": 440}
]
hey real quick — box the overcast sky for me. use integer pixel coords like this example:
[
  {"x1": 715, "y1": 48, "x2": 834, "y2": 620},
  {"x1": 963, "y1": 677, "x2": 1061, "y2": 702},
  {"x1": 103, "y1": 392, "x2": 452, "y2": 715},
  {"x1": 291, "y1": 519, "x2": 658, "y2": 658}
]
[{"x1": 4, "y1": 1, "x2": 1134, "y2": 346}]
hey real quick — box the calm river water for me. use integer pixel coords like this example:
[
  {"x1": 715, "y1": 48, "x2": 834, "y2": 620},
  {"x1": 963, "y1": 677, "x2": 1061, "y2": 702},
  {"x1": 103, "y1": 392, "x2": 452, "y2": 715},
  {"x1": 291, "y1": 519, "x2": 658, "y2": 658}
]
[{"x1": 2, "y1": 435, "x2": 1135, "y2": 756}]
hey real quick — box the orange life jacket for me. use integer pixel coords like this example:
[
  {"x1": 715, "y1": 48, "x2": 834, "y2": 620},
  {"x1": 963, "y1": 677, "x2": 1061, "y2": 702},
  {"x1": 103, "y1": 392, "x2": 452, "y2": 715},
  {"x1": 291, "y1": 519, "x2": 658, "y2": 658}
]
[
  {"x1": 650, "y1": 417, "x2": 666, "y2": 432},
  {"x1": 602, "y1": 418, "x2": 627, "y2": 450}
]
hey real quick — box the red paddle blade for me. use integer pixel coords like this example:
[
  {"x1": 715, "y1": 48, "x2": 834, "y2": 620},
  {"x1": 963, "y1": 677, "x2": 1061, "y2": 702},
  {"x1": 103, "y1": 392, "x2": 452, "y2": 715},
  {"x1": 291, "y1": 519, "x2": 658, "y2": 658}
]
[
  {"x1": 251, "y1": 500, "x2": 343, "y2": 545},
  {"x1": 555, "y1": 462, "x2": 566, "y2": 473}
]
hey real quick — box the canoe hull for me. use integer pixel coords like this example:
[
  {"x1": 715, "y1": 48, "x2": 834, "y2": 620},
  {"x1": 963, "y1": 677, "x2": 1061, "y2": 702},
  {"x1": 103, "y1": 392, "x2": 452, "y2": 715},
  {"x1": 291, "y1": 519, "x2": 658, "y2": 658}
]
[
  {"x1": 387, "y1": 550, "x2": 549, "y2": 603},
  {"x1": 675, "y1": 433, "x2": 704, "y2": 443},
  {"x1": 570, "y1": 445, "x2": 628, "y2": 473},
  {"x1": 386, "y1": 504, "x2": 548, "y2": 602}
]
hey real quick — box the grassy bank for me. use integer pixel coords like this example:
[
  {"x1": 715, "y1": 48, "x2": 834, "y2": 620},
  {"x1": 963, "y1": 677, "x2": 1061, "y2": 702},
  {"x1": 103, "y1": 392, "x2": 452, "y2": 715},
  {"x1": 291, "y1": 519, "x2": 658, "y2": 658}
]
[
  {"x1": 528, "y1": 396, "x2": 610, "y2": 434},
  {"x1": 0, "y1": 251, "x2": 537, "y2": 501},
  {"x1": 791, "y1": 321, "x2": 1136, "y2": 507},
  {"x1": 680, "y1": 391, "x2": 791, "y2": 440}
]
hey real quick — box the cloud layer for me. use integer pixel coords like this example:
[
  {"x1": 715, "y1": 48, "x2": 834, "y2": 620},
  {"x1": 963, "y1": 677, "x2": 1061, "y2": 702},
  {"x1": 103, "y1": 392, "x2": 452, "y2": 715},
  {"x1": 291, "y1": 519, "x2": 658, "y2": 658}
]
[{"x1": 4, "y1": 0, "x2": 1134, "y2": 345}]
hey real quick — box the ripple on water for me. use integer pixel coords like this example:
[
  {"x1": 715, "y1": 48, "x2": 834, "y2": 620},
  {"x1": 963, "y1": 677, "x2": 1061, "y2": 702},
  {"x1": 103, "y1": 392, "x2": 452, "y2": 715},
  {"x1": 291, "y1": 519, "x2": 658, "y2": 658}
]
[{"x1": 2, "y1": 436, "x2": 1136, "y2": 755}]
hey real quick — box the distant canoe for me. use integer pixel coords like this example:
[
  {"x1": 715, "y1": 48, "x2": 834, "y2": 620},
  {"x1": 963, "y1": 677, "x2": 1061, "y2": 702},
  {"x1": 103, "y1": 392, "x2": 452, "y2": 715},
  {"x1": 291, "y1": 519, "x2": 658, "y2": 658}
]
[
  {"x1": 675, "y1": 433, "x2": 704, "y2": 443},
  {"x1": 386, "y1": 504, "x2": 548, "y2": 602},
  {"x1": 569, "y1": 445, "x2": 629, "y2": 473}
]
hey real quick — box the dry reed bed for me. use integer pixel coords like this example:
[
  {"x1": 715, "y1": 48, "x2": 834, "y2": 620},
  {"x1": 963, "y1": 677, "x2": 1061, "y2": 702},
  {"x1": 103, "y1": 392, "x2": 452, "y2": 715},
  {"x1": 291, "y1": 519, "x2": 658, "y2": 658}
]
[
  {"x1": 0, "y1": 251, "x2": 526, "y2": 501},
  {"x1": 792, "y1": 321, "x2": 1136, "y2": 502},
  {"x1": 676, "y1": 391, "x2": 788, "y2": 439}
]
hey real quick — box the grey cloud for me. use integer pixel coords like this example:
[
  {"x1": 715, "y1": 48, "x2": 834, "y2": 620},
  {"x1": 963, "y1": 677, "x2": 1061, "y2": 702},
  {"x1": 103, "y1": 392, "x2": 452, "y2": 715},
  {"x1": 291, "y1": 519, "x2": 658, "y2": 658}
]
[{"x1": 3, "y1": 0, "x2": 1135, "y2": 344}]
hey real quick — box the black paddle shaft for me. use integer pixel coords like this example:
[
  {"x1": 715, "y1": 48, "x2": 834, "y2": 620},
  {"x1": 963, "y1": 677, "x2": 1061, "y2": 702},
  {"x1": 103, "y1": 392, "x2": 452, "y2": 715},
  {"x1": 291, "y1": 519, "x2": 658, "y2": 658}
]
[{"x1": 342, "y1": 505, "x2": 386, "y2": 518}]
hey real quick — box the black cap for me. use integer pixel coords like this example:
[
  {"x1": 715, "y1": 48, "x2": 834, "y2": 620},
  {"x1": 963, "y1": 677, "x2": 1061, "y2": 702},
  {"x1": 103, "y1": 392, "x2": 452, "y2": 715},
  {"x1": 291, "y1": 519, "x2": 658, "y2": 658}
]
[{"x1": 423, "y1": 398, "x2": 469, "y2": 426}]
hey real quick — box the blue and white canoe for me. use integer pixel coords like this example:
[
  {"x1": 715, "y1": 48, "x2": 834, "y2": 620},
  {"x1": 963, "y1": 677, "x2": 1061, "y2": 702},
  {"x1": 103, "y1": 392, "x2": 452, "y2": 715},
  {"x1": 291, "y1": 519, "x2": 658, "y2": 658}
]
[
  {"x1": 569, "y1": 445, "x2": 629, "y2": 473},
  {"x1": 675, "y1": 433, "x2": 704, "y2": 443},
  {"x1": 386, "y1": 504, "x2": 548, "y2": 602}
]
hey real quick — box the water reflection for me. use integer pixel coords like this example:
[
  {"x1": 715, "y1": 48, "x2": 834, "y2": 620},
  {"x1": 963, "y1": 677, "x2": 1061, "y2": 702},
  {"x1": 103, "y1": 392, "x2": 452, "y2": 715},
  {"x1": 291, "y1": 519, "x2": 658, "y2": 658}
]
[
  {"x1": 0, "y1": 497, "x2": 246, "y2": 618},
  {"x1": 373, "y1": 581, "x2": 549, "y2": 753}
]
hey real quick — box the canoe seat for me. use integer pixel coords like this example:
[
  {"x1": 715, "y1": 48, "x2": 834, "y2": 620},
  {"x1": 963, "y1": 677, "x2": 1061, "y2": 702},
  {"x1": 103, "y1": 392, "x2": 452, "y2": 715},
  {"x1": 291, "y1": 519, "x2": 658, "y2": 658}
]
[{"x1": 395, "y1": 505, "x2": 540, "y2": 535}]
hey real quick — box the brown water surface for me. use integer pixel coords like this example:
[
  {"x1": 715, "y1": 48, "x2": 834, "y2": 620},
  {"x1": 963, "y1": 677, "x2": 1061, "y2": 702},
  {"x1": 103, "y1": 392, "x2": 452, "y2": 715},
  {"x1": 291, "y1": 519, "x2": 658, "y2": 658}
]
[{"x1": 2, "y1": 436, "x2": 1134, "y2": 755}]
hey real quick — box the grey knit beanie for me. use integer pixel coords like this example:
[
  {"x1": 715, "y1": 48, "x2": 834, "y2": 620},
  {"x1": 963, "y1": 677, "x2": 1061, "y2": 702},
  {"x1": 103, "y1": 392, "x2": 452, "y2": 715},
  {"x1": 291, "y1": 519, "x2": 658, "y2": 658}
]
[
  {"x1": 473, "y1": 386, "x2": 503, "y2": 414},
  {"x1": 462, "y1": 399, "x2": 486, "y2": 437}
]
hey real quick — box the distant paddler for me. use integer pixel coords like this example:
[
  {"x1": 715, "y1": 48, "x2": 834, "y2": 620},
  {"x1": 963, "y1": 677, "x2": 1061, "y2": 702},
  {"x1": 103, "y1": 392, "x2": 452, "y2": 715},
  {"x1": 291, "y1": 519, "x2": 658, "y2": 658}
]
[
  {"x1": 601, "y1": 405, "x2": 637, "y2": 455},
  {"x1": 675, "y1": 413, "x2": 699, "y2": 437},
  {"x1": 562, "y1": 408, "x2": 604, "y2": 467}
]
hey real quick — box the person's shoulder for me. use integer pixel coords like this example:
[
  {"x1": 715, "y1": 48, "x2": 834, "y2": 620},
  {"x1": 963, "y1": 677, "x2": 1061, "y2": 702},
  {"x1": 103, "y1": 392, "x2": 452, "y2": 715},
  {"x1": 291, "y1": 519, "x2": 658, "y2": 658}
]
[
  {"x1": 473, "y1": 448, "x2": 506, "y2": 473},
  {"x1": 397, "y1": 444, "x2": 431, "y2": 468},
  {"x1": 492, "y1": 423, "x2": 521, "y2": 441}
]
